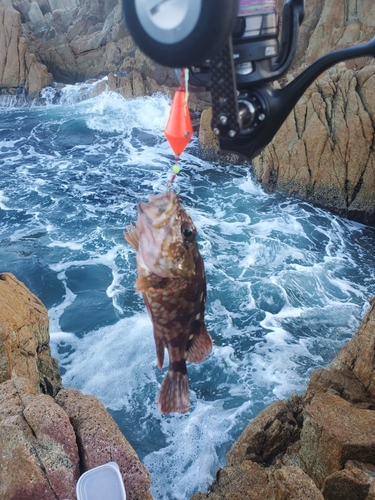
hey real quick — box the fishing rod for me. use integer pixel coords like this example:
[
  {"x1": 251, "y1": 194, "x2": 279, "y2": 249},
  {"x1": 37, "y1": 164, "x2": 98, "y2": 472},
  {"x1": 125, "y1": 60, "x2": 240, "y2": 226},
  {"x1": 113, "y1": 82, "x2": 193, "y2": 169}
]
[{"x1": 123, "y1": 0, "x2": 375, "y2": 161}]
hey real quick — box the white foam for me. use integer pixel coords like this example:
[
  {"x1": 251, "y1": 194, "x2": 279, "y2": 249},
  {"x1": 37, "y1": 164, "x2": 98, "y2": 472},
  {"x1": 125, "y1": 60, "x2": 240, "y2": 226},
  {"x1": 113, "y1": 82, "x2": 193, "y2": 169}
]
[
  {"x1": 48, "y1": 240, "x2": 84, "y2": 250},
  {"x1": 0, "y1": 190, "x2": 10, "y2": 210},
  {"x1": 250, "y1": 216, "x2": 305, "y2": 237},
  {"x1": 144, "y1": 399, "x2": 251, "y2": 500},
  {"x1": 52, "y1": 314, "x2": 156, "y2": 410},
  {"x1": 49, "y1": 283, "x2": 77, "y2": 335},
  {"x1": 237, "y1": 172, "x2": 265, "y2": 196},
  {"x1": 238, "y1": 237, "x2": 306, "y2": 270},
  {"x1": 81, "y1": 92, "x2": 171, "y2": 135}
]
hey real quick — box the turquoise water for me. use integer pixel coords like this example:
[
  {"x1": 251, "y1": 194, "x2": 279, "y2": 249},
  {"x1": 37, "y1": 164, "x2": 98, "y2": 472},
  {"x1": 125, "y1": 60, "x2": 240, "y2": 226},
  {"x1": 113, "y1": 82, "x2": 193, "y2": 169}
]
[{"x1": 1, "y1": 85, "x2": 375, "y2": 499}]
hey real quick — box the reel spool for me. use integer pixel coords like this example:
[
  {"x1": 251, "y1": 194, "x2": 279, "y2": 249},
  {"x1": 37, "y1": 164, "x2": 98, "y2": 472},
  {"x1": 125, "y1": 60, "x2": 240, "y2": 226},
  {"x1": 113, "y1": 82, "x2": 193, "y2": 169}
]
[{"x1": 122, "y1": 0, "x2": 239, "y2": 67}]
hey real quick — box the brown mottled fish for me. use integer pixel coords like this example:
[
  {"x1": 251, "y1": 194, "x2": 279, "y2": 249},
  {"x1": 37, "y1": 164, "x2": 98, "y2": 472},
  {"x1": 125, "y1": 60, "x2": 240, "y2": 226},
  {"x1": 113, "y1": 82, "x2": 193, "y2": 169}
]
[{"x1": 124, "y1": 190, "x2": 212, "y2": 413}]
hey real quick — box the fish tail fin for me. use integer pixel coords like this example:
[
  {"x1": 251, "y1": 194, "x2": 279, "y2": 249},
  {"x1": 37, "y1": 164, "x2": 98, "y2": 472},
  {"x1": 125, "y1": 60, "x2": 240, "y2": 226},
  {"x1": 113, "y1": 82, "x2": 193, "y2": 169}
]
[
  {"x1": 187, "y1": 324, "x2": 213, "y2": 363},
  {"x1": 158, "y1": 368, "x2": 189, "y2": 414},
  {"x1": 124, "y1": 222, "x2": 139, "y2": 250}
]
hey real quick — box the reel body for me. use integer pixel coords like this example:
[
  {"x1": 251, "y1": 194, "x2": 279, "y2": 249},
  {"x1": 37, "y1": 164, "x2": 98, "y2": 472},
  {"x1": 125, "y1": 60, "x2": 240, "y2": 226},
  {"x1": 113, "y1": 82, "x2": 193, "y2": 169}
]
[{"x1": 123, "y1": 0, "x2": 375, "y2": 160}]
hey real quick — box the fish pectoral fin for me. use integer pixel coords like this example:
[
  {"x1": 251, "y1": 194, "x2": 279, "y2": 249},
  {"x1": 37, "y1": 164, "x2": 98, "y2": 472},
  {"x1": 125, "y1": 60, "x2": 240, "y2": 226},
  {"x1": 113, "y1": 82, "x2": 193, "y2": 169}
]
[
  {"x1": 124, "y1": 222, "x2": 139, "y2": 251},
  {"x1": 135, "y1": 275, "x2": 164, "y2": 293},
  {"x1": 158, "y1": 369, "x2": 190, "y2": 414},
  {"x1": 187, "y1": 324, "x2": 213, "y2": 363}
]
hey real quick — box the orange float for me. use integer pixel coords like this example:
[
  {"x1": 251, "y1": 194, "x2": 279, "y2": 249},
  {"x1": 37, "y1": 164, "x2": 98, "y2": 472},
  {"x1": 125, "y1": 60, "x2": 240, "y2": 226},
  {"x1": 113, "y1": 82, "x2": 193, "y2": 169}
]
[{"x1": 164, "y1": 85, "x2": 193, "y2": 157}]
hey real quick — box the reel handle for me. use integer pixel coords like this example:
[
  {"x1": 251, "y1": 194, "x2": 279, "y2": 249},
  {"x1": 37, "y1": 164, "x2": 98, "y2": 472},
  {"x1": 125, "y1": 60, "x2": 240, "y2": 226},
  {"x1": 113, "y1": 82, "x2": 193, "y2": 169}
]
[{"x1": 219, "y1": 35, "x2": 375, "y2": 159}]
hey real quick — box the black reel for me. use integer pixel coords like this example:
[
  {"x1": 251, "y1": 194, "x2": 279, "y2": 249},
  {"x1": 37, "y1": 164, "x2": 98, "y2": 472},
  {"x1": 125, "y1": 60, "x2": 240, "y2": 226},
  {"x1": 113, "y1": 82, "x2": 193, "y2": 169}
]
[
  {"x1": 122, "y1": 0, "x2": 239, "y2": 67},
  {"x1": 123, "y1": 0, "x2": 375, "y2": 160}
]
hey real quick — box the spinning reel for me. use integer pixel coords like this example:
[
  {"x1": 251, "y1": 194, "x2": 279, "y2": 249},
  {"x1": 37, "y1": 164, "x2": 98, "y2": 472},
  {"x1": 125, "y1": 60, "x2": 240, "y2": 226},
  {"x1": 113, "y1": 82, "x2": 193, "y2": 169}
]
[{"x1": 123, "y1": 0, "x2": 375, "y2": 160}]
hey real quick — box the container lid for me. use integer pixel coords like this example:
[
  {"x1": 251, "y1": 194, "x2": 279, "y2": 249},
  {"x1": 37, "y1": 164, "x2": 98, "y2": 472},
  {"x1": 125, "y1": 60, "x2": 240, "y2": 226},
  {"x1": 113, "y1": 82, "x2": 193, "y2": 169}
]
[{"x1": 76, "y1": 462, "x2": 126, "y2": 500}]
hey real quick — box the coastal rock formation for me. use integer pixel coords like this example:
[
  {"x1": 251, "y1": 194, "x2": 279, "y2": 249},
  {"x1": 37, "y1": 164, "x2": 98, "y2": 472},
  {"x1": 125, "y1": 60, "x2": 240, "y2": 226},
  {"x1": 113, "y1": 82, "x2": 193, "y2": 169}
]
[
  {"x1": 0, "y1": 273, "x2": 152, "y2": 500},
  {"x1": 0, "y1": 378, "x2": 79, "y2": 500},
  {"x1": 191, "y1": 297, "x2": 375, "y2": 499},
  {"x1": 252, "y1": 64, "x2": 375, "y2": 225},
  {"x1": 0, "y1": 5, "x2": 52, "y2": 97},
  {"x1": 56, "y1": 389, "x2": 152, "y2": 500},
  {"x1": 0, "y1": 272, "x2": 62, "y2": 396},
  {"x1": 198, "y1": 0, "x2": 375, "y2": 225},
  {"x1": 1, "y1": 0, "x2": 210, "y2": 108},
  {"x1": 1, "y1": 0, "x2": 177, "y2": 97},
  {"x1": 252, "y1": 0, "x2": 375, "y2": 225}
]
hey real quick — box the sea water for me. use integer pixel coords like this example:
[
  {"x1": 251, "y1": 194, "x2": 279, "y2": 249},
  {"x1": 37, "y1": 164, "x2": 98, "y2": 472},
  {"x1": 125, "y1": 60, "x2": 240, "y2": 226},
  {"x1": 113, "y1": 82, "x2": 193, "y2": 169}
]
[{"x1": 1, "y1": 85, "x2": 375, "y2": 499}]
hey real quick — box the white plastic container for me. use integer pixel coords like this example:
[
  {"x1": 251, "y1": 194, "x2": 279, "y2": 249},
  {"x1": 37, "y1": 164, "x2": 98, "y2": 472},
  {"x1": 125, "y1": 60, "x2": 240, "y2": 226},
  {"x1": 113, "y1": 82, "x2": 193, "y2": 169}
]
[{"x1": 76, "y1": 462, "x2": 126, "y2": 500}]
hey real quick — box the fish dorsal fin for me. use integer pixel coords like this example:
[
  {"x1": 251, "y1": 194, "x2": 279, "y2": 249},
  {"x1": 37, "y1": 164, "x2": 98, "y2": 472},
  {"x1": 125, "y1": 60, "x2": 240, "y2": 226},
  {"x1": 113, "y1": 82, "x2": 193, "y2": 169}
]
[
  {"x1": 124, "y1": 222, "x2": 139, "y2": 251},
  {"x1": 187, "y1": 324, "x2": 213, "y2": 363}
]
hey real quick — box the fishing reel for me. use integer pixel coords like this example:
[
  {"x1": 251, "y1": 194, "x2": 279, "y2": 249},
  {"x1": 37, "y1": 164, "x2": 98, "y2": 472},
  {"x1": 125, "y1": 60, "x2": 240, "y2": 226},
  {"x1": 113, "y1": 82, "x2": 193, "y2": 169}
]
[{"x1": 123, "y1": 0, "x2": 375, "y2": 160}]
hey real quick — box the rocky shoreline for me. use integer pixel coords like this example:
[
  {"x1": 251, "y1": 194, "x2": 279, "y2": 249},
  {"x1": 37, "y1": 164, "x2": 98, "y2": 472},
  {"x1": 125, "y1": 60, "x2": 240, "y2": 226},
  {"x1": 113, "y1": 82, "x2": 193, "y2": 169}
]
[
  {"x1": 1, "y1": 272, "x2": 375, "y2": 499},
  {"x1": 0, "y1": 273, "x2": 152, "y2": 500},
  {"x1": 192, "y1": 296, "x2": 375, "y2": 499},
  {"x1": 1, "y1": 0, "x2": 375, "y2": 224},
  {"x1": 1, "y1": 0, "x2": 375, "y2": 498}
]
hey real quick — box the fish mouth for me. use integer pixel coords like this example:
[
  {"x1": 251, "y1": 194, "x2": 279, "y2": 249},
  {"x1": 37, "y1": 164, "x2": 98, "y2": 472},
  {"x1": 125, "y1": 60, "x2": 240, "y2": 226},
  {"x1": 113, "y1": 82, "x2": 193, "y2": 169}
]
[{"x1": 137, "y1": 191, "x2": 178, "y2": 229}]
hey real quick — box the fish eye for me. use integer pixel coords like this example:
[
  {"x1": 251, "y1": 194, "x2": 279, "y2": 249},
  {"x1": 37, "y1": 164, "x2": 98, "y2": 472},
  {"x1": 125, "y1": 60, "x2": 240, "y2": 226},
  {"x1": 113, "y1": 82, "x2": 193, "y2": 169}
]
[{"x1": 181, "y1": 222, "x2": 195, "y2": 240}]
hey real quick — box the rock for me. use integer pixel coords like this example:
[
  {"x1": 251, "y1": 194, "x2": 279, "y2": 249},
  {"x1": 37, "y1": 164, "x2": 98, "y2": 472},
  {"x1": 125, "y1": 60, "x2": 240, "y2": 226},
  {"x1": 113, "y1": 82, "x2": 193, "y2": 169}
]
[
  {"x1": 55, "y1": 388, "x2": 152, "y2": 500},
  {"x1": 117, "y1": 69, "x2": 146, "y2": 98},
  {"x1": 0, "y1": 6, "x2": 23, "y2": 88},
  {"x1": 300, "y1": 392, "x2": 375, "y2": 487},
  {"x1": 227, "y1": 398, "x2": 302, "y2": 466},
  {"x1": 0, "y1": 274, "x2": 153, "y2": 500},
  {"x1": 251, "y1": 0, "x2": 375, "y2": 225},
  {"x1": 306, "y1": 367, "x2": 372, "y2": 407},
  {"x1": 0, "y1": 378, "x2": 79, "y2": 500},
  {"x1": 267, "y1": 466, "x2": 324, "y2": 500},
  {"x1": 193, "y1": 298, "x2": 375, "y2": 499},
  {"x1": 252, "y1": 65, "x2": 375, "y2": 225},
  {"x1": 198, "y1": 108, "x2": 218, "y2": 158},
  {"x1": 0, "y1": 0, "x2": 205, "y2": 109},
  {"x1": 25, "y1": 51, "x2": 53, "y2": 97},
  {"x1": 0, "y1": 272, "x2": 62, "y2": 396},
  {"x1": 306, "y1": 297, "x2": 375, "y2": 407},
  {"x1": 329, "y1": 297, "x2": 375, "y2": 400},
  {"x1": 14, "y1": 0, "x2": 177, "y2": 89},
  {"x1": 0, "y1": 5, "x2": 52, "y2": 97},
  {"x1": 191, "y1": 461, "x2": 268, "y2": 500},
  {"x1": 38, "y1": 35, "x2": 80, "y2": 83},
  {"x1": 322, "y1": 460, "x2": 375, "y2": 500}
]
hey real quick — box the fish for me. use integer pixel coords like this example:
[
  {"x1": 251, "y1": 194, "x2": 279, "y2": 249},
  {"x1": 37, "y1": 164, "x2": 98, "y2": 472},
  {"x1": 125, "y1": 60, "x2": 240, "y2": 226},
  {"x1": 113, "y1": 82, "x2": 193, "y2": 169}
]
[{"x1": 124, "y1": 190, "x2": 212, "y2": 413}]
